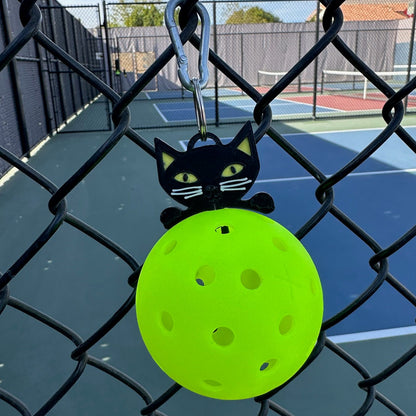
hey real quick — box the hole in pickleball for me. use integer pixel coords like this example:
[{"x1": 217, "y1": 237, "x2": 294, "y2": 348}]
[
  {"x1": 279, "y1": 315, "x2": 293, "y2": 335},
  {"x1": 195, "y1": 265, "x2": 215, "y2": 286},
  {"x1": 272, "y1": 237, "x2": 288, "y2": 252},
  {"x1": 241, "y1": 269, "x2": 261, "y2": 289},
  {"x1": 215, "y1": 225, "x2": 230, "y2": 234},
  {"x1": 204, "y1": 379, "x2": 222, "y2": 388},
  {"x1": 161, "y1": 311, "x2": 174, "y2": 331},
  {"x1": 260, "y1": 362, "x2": 269, "y2": 371},
  {"x1": 164, "y1": 240, "x2": 177, "y2": 255},
  {"x1": 212, "y1": 327, "x2": 234, "y2": 346},
  {"x1": 260, "y1": 359, "x2": 277, "y2": 372}
]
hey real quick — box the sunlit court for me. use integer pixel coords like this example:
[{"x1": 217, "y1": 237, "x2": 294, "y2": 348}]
[{"x1": 2, "y1": 0, "x2": 416, "y2": 415}]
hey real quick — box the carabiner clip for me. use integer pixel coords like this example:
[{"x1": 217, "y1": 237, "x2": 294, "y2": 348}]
[
  {"x1": 165, "y1": 0, "x2": 210, "y2": 91},
  {"x1": 191, "y1": 78, "x2": 207, "y2": 140}
]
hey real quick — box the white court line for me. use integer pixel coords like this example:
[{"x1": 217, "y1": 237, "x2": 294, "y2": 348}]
[
  {"x1": 176, "y1": 130, "x2": 416, "y2": 344},
  {"x1": 256, "y1": 167, "x2": 416, "y2": 184},
  {"x1": 284, "y1": 125, "x2": 416, "y2": 137},
  {"x1": 231, "y1": 102, "x2": 340, "y2": 112},
  {"x1": 328, "y1": 325, "x2": 416, "y2": 344},
  {"x1": 275, "y1": 97, "x2": 345, "y2": 112},
  {"x1": 157, "y1": 106, "x2": 193, "y2": 113},
  {"x1": 177, "y1": 140, "x2": 416, "y2": 180},
  {"x1": 152, "y1": 103, "x2": 168, "y2": 123},
  {"x1": 0, "y1": 94, "x2": 103, "y2": 188},
  {"x1": 157, "y1": 99, "x2": 327, "y2": 113}
]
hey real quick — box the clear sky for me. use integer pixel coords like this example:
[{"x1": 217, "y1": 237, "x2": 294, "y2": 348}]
[{"x1": 56, "y1": 0, "x2": 317, "y2": 26}]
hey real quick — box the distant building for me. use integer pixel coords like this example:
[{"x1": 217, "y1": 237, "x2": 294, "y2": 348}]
[{"x1": 307, "y1": 1, "x2": 412, "y2": 22}]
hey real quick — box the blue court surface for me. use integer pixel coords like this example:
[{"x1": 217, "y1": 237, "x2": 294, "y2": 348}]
[
  {"x1": 181, "y1": 127, "x2": 416, "y2": 340},
  {"x1": 146, "y1": 88, "x2": 244, "y2": 100},
  {"x1": 155, "y1": 97, "x2": 338, "y2": 122}
]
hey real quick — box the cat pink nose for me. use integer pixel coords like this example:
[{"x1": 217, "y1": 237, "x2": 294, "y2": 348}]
[{"x1": 205, "y1": 185, "x2": 221, "y2": 199}]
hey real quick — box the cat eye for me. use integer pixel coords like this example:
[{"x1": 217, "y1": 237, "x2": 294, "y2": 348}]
[
  {"x1": 221, "y1": 164, "x2": 244, "y2": 178},
  {"x1": 174, "y1": 172, "x2": 198, "y2": 183}
]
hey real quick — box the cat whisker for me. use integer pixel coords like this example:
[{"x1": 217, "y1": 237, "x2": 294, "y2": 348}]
[
  {"x1": 171, "y1": 186, "x2": 203, "y2": 192},
  {"x1": 220, "y1": 177, "x2": 252, "y2": 188},
  {"x1": 183, "y1": 191, "x2": 203, "y2": 199},
  {"x1": 219, "y1": 177, "x2": 252, "y2": 186},
  {"x1": 171, "y1": 186, "x2": 203, "y2": 200},
  {"x1": 221, "y1": 187, "x2": 247, "y2": 192}
]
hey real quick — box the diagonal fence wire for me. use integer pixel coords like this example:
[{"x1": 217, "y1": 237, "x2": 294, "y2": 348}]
[{"x1": 1, "y1": 0, "x2": 416, "y2": 415}]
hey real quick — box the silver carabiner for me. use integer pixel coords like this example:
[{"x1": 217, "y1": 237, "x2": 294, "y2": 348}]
[
  {"x1": 165, "y1": 0, "x2": 210, "y2": 92},
  {"x1": 191, "y1": 77, "x2": 207, "y2": 140}
]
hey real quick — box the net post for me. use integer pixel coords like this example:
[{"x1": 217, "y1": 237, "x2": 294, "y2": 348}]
[
  {"x1": 353, "y1": 31, "x2": 359, "y2": 91},
  {"x1": 363, "y1": 77, "x2": 368, "y2": 100}
]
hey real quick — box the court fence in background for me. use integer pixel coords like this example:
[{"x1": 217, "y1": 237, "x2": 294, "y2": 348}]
[
  {"x1": 2, "y1": 0, "x2": 416, "y2": 415},
  {"x1": 4, "y1": 0, "x2": 416, "y2": 168},
  {"x1": 0, "y1": 0, "x2": 111, "y2": 175},
  {"x1": 103, "y1": 0, "x2": 416, "y2": 129}
]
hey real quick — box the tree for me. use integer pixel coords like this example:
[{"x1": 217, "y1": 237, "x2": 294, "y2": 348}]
[
  {"x1": 125, "y1": 4, "x2": 164, "y2": 26},
  {"x1": 226, "y1": 6, "x2": 282, "y2": 24},
  {"x1": 108, "y1": 1, "x2": 164, "y2": 27}
]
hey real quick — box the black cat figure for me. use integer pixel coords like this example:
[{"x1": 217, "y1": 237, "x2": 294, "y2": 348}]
[{"x1": 155, "y1": 121, "x2": 275, "y2": 229}]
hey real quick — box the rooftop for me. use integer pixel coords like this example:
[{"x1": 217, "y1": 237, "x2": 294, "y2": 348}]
[{"x1": 307, "y1": 2, "x2": 411, "y2": 22}]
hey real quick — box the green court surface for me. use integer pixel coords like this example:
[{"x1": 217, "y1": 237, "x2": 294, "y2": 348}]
[{"x1": 1, "y1": 115, "x2": 416, "y2": 415}]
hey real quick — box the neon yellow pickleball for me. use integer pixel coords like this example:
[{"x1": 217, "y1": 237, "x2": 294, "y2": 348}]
[{"x1": 135, "y1": 208, "x2": 323, "y2": 400}]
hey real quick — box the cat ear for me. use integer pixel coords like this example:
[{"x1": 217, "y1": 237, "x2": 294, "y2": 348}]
[
  {"x1": 229, "y1": 121, "x2": 256, "y2": 157},
  {"x1": 154, "y1": 138, "x2": 180, "y2": 171}
]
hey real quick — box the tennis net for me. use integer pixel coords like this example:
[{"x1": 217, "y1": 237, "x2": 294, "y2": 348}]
[{"x1": 321, "y1": 69, "x2": 416, "y2": 101}]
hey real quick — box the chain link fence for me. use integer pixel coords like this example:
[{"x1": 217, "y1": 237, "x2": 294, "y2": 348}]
[
  {"x1": 3, "y1": 0, "x2": 416, "y2": 157},
  {"x1": 2, "y1": 0, "x2": 416, "y2": 415},
  {"x1": 39, "y1": 2, "x2": 111, "y2": 133},
  {"x1": 105, "y1": 0, "x2": 416, "y2": 129},
  {"x1": 0, "y1": 0, "x2": 110, "y2": 175}
]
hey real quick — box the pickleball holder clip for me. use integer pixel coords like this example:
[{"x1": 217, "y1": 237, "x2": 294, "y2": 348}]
[
  {"x1": 159, "y1": 0, "x2": 274, "y2": 229},
  {"x1": 165, "y1": 0, "x2": 209, "y2": 140},
  {"x1": 155, "y1": 121, "x2": 275, "y2": 229}
]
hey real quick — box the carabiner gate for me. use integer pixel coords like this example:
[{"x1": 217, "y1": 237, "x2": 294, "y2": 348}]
[
  {"x1": 165, "y1": 0, "x2": 210, "y2": 92},
  {"x1": 191, "y1": 77, "x2": 207, "y2": 140}
]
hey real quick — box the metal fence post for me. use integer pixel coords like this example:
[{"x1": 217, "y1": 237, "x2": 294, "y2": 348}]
[
  {"x1": 404, "y1": 0, "x2": 416, "y2": 112},
  {"x1": 102, "y1": 0, "x2": 114, "y2": 89},
  {"x1": 213, "y1": 0, "x2": 219, "y2": 127},
  {"x1": 297, "y1": 32, "x2": 302, "y2": 92},
  {"x1": 312, "y1": 0, "x2": 320, "y2": 119},
  {"x1": 34, "y1": 40, "x2": 53, "y2": 134},
  {"x1": 0, "y1": 0, "x2": 31, "y2": 157},
  {"x1": 61, "y1": 6, "x2": 77, "y2": 114},
  {"x1": 70, "y1": 15, "x2": 85, "y2": 107},
  {"x1": 47, "y1": 0, "x2": 68, "y2": 126}
]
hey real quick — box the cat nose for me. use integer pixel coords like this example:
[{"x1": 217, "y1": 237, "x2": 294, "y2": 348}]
[{"x1": 205, "y1": 185, "x2": 221, "y2": 199}]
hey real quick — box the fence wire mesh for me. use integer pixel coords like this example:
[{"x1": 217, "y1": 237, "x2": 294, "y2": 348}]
[
  {"x1": 104, "y1": 0, "x2": 416, "y2": 129},
  {"x1": 1, "y1": 0, "x2": 416, "y2": 415},
  {"x1": 0, "y1": 0, "x2": 112, "y2": 175}
]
